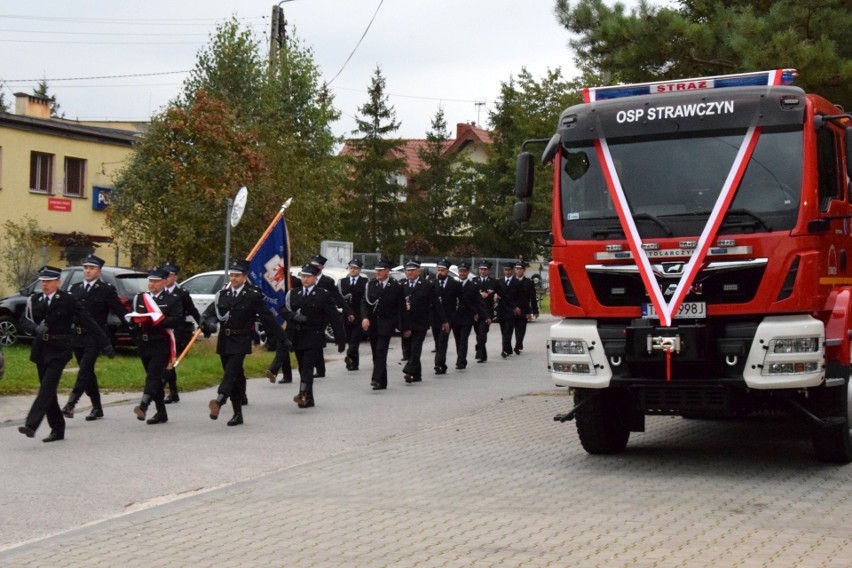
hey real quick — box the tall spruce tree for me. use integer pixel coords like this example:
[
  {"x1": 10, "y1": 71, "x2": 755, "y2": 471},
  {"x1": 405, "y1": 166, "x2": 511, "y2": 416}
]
[
  {"x1": 342, "y1": 67, "x2": 406, "y2": 257},
  {"x1": 555, "y1": 0, "x2": 852, "y2": 107}
]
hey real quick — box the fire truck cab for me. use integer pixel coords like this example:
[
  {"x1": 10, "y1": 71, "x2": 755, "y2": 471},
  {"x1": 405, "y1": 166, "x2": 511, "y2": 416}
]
[{"x1": 514, "y1": 69, "x2": 852, "y2": 462}]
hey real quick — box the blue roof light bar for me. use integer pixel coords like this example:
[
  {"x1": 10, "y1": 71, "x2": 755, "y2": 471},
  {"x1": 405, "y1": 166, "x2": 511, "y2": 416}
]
[{"x1": 588, "y1": 69, "x2": 798, "y2": 101}]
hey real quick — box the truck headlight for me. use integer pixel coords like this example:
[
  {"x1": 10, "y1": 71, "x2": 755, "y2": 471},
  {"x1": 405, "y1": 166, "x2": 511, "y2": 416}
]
[
  {"x1": 769, "y1": 338, "x2": 819, "y2": 353},
  {"x1": 552, "y1": 362, "x2": 592, "y2": 374},
  {"x1": 765, "y1": 362, "x2": 819, "y2": 375},
  {"x1": 551, "y1": 339, "x2": 586, "y2": 354}
]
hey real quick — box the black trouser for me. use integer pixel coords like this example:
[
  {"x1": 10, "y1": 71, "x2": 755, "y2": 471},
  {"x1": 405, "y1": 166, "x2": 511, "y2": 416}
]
[
  {"x1": 402, "y1": 329, "x2": 427, "y2": 379},
  {"x1": 72, "y1": 344, "x2": 102, "y2": 409},
  {"x1": 513, "y1": 317, "x2": 528, "y2": 350},
  {"x1": 345, "y1": 321, "x2": 363, "y2": 368},
  {"x1": 27, "y1": 351, "x2": 71, "y2": 434},
  {"x1": 268, "y1": 340, "x2": 293, "y2": 380},
  {"x1": 453, "y1": 324, "x2": 473, "y2": 367},
  {"x1": 296, "y1": 347, "x2": 323, "y2": 397},
  {"x1": 474, "y1": 319, "x2": 490, "y2": 361},
  {"x1": 218, "y1": 352, "x2": 247, "y2": 402},
  {"x1": 140, "y1": 346, "x2": 170, "y2": 412},
  {"x1": 432, "y1": 323, "x2": 450, "y2": 370},
  {"x1": 368, "y1": 333, "x2": 391, "y2": 388},
  {"x1": 500, "y1": 317, "x2": 514, "y2": 354},
  {"x1": 166, "y1": 329, "x2": 191, "y2": 395}
]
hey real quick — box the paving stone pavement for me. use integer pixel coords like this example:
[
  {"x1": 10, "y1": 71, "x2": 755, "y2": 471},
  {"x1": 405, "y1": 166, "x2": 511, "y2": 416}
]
[{"x1": 3, "y1": 389, "x2": 852, "y2": 567}]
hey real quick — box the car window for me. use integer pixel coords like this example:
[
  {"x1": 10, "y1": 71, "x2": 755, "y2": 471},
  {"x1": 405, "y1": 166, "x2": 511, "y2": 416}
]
[
  {"x1": 64, "y1": 269, "x2": 84, "y2": 288},
  {"x1": 183, "y1": 274, "x2": 224, "y2": 294},
  {"x1": 114, "y1": 274, "x2": 150, "y2": 298}
]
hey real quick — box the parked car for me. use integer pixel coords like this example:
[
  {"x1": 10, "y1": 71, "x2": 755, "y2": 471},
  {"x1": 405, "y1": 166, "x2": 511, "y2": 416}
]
[{"x1": 0, "y1": 266, "x2": 150, "y2": 346}]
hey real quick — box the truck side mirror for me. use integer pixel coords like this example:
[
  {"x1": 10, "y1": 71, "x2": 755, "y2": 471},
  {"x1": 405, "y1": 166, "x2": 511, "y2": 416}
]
[
  {"x1": 515, "y1": 152, "x2": 535, "y2": 199},
  {"x1": 513, "y1": 201, "x2": 532, "y2": 223}
]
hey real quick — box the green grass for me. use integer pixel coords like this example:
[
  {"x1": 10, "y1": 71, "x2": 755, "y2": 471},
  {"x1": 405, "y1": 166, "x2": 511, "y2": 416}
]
[
  {"x1": 0, "y1": 338, "x2": 278, "y2": 395},
  {"x1": 540, "y1": 293, "x2": 550, "y2": 314}
]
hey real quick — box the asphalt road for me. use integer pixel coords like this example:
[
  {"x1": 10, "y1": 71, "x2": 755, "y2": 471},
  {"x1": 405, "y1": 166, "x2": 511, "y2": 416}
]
[{"x1": 0, "y1": 317, "x2": 556, "y2": 551}]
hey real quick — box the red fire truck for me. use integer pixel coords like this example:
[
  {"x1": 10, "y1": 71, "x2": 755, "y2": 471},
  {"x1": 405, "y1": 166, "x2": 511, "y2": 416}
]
[{"x1": 514, "y1": 69, "x2": 852, "y2": 462}]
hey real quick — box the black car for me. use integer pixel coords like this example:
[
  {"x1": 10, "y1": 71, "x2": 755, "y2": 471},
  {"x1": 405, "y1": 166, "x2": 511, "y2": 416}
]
[{"x1": 0, "y1": 266, "x2": 150, "y2": 346}]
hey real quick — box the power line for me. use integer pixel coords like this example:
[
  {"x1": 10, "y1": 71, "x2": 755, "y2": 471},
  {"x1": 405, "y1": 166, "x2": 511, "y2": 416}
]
[
  {"x1": 326, "y1": 0, "x2": 384, "y2": 86},
  {"x1": 3, "y1": 70, "x2": 190, "y2": 82},
  {"x1": 0, "y1": 28, "x2": 223, "y2": 36},
  {"x1": 0, "y1": 39, "x2": 204, "y2": 45},
  {"x1": 0, "y1": 14, "x2": 263, "y2": 26}
]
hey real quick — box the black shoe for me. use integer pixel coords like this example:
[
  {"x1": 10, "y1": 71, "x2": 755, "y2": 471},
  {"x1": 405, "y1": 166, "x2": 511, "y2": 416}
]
[
  {"x1": 146, "y1": 412, "x2": 168, "y2": 425},
  {"x1": 372, "y1": 384, "x2": 386, "y2": 390},
  {"x1": 61, "y1": 405, "x2": 75, "y2": 419},
  {"x1": 294, "y1": 393, "x2": 314, "y2": 408},
  {"x1": 266, "y1": 370, "x2": 277, "y2": 383},
  {"x1": 133, "y1": 405, "x2": 147, "y2": 421},
  {"x1": 514, "y1": 347, "x2": 522, "y2": 355},
  {"x1": 404, "y1": 373, "x2": 414, "y2": 384},
  {"x1": 278, "y1": 376, "x2": 292, "y2": 384},
  {"x1": 455, "y1": 364, "x2": 466, "y2": 370},
  {"x1": 477, "y1": 359, "x2": 487, "y2": 363},
  {"x1": 501, "y1": 351, "x2": 509, "y2": 358},
  {"x1": 227, "y1": 414, "x2": 244, "y2": 426},
  {"x1": 43, "y1": 430, "x2": 64, "y2": 443},
  {"x1": 209, "y1": 399, "x2": 221, "y2": 420},
  {"x1": 344, "y1": 356, "x2": 352, "y2": 367},
  {"x1": 18, "y1": 426, "x2": 35, "y2": 438},
  {"x1": 434, "y1": 366, "x2": 447, "y2": 375},
  {"x1": 411, "y1": 376, "x2": 422, "y2": 382},
  {"x1": 164, "y1": 394, "x2": 180, "y2": 404},
  {"x1": 85, "y1": 408, "x2": 104, "y2": 421},
  {"x1": 347, "y1": 365, "x2": 359, "y2": 371},
  {"x1": 241, "y1": 395, "x2": 249, "y2": 406},
  {"x1": 313, "y1": 373, "x2": 325, "y2": 379}
]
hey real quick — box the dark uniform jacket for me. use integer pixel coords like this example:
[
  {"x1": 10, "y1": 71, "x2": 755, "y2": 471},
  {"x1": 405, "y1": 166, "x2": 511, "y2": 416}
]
[
  {"x1": 22, "y1": 290, "x2": 110, "y2": 364},
  {"x1": 495, "y1": 276, "x2": 523, "y2": 319},
  {"x1": 404, "y1": 278, "x2": 445, "y2": 332},
  {"x1": 68, "y1": 279, "x2": 128, "y2": 348},
  {"x1": 282, "y1": 286, "x2": 345, "y2": 350},
  {"x1": 361, "y1": 278, "x2": 404, "y2": 336},
  {"x1": 317, "y1": 272, "x2": 353, "y2": 319},
  {"x1": 455, "y1": 279, "x2": 489, "y2": 326},
  {"x1": 517, "y1": 277, "x2": 539, "y2": 317},
  {"x1": 472, "y1": 275, "x2": 497, "y2": 318},
  {"x1": 128, "y1": 291, "x2": 184, "y2": 357},
  {"x1": 167, "y1": 284, "x2": 202, "y2": 344},
  {"x1": 432, "y1": 277, "x2": 460, "y2": 327},
  {"x1": 339, "y1": 274, "x2": 368, "y2": 321},
  {"x1": 203, "y1": 284, "x2": 283, "y2": 356}
]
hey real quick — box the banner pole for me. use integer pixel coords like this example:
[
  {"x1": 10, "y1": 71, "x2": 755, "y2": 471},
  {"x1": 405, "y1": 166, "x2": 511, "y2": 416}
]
[{"x1": 172, "y1": 198, "x2": 293, "y2": 369}]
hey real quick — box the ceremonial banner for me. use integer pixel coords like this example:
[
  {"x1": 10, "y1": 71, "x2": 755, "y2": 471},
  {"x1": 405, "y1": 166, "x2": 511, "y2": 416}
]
[{"x1": 247, "y1": 215, "x2": 291, "y2": 324}]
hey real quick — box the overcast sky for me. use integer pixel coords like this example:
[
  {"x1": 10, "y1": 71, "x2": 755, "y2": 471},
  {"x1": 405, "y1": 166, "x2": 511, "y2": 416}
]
[{"x1": 2, "y1": 0, "x2": 595, "y2": 140}]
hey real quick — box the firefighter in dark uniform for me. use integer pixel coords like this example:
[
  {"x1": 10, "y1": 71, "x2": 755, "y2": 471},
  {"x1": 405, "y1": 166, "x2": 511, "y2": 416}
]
[
  {"x1": 202, "y1": 259, "x2": 286, "y2": 425},
  {"x1": 339, "y1": 258, "x2": 368, "y2": 371},
  {"x1": 471, "y1": 260, "x2": 497, "y2": 363},
  {"x1": 62, "y1": 254, "x2": 127, "y2": 421},
  {"x1": 162, "y1": 263, "x2": 201, "y2": 403},
  {"x1": 512, "y1": 260, "x2": 539, "y2": 353},
  {"x1": 402, "y1": 260, "x2": 448, "y2": 383},
  {"x1": 495, "y1": 262, "x2": 522, "y2": 358},
  {"x1": 432, "y1": 258, "x2": 460, "y2": 375},
  {"x1": 129, "y1": 267, "x2": 184, "y2": 425},
  {"x1": 18, "y1": 266, "x2": 114, "y2": 442},
  {"x1": 280, "y1": 264, "x2": 345, "y2": 408},
  {"x1": 309, "y1": 254, "x2": 353, "y2": 378},
  {"x1": 361, "y1": 259, "x2": 404, "y2": 390},
  {"x1": 453, "y1": 261, "x2": 489, "y2": 370}
]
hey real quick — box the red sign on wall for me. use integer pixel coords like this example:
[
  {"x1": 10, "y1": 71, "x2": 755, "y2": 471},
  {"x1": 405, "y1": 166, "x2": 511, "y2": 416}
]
[{"x1": 48, "y1": 198, "x2": 72, "y2": 212}]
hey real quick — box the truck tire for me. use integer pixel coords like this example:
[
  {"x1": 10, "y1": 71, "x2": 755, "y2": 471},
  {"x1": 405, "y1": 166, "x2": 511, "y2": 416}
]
[
  {"x1": 812, "y1": 380, "x2": 852, "y2": 464},
  {"x1": 574, "y1": 388, "x2": 631, "y2": 455}
]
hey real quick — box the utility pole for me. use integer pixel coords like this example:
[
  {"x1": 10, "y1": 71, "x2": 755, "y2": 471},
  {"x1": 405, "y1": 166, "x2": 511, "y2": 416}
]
[{"x1": 269, "y1": 3, "x2": 288, "y2": 61}]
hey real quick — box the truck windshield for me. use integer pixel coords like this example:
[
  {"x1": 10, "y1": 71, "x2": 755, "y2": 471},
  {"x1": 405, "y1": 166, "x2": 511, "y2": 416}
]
[{"x1": 559, "y1": 126, "x2": 803, "y2": 240}]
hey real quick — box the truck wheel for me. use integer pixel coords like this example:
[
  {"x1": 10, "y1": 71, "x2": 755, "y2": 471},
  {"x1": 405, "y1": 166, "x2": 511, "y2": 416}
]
[
  {"x1": 812, "y1": 380, "x2": 852, "y2": 464},
  {"x1": 0, "y1": 316, "x2": 18, "y2": 346},
  {"x1": 574, "y1": 388, "x2": 630, "y2": 455}
]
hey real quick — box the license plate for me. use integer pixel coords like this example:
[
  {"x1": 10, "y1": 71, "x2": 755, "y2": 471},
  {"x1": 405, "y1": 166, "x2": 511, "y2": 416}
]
[{"x1": 642, "y1": 301, "x2": 706, "y2": 319}]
